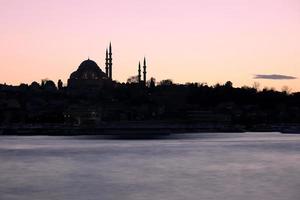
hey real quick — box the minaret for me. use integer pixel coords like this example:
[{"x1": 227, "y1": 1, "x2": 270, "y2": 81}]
[
  {"x1": 105, "y1": 48, "x2": 109, "y2": 77},
  {"x1": 109, "y1": 42, "x2": 113, "y2": 80},
  {"x1": 138, "y1": 61, "x2": 141, "y2": 83},
  {"x1": 143, "y1": 57, "x2": 147, "y2": 86}
]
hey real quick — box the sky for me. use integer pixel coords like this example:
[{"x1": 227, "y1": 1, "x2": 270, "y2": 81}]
[{"x1": 0, "y1": 0, "x2": 299, "y2": 91}]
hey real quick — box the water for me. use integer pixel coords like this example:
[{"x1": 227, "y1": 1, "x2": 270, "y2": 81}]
[{"x1": 0, "y1": 132, "x2": 299, "y2": 200}]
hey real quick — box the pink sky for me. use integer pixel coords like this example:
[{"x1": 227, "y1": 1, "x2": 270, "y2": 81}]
[{"x1": 0, "y1": 0, "x2": 299, "y2": 91}]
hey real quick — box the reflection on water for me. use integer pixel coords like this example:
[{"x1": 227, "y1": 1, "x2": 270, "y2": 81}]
[{"x1": 0, "y1": 132, "x2": 300, "y2": 200}]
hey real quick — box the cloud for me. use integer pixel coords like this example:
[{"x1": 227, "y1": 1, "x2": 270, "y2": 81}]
[{"x1": 254, "y1": 74, "x2": 297, "y2": 80}]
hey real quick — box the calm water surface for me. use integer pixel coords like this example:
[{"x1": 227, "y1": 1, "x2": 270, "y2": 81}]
[{"x1": 0, "y1": 132, "x2": 299, "y2": 200}]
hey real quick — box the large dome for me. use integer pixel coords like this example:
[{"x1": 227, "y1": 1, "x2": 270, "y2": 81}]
[{"x1": 70, "y1": 59, "x2": 107, "y2": 80}]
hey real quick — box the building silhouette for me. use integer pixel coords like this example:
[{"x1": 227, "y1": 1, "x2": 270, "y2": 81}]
[
  {"x1": 67, "y1": 59, "x2": 111, "y2": 90},
  {"x1": 67, "y1": 43, "x2": 114, "y2": 90}
]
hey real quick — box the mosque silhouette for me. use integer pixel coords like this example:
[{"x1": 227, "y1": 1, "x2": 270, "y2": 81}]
[{"x1": 67, "y1": 43, "x2": 147, "y2": 90}]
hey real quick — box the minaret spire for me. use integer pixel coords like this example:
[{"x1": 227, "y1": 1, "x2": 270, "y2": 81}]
[
  {"x1": 138, "y1": 61, "x2": 141, "y2": 83},
  {"x1": 143, "y1": 57, "x2": 147, "y2": 86},
  {"x1": 105, "y1": 48, "x2": 109, "y2": 77},
  {"x1": 108, "y1": 42, "x2": 113, "y2": 80}
]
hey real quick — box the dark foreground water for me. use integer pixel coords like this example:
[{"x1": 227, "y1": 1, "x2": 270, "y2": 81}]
[{"x1": 0, "y1": 132, "x2": 300, "y2": 200}]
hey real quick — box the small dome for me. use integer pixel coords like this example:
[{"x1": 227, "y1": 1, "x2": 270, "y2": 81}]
[{"x1": 44, "y1": 80, "x2": 57, "y2": 91}]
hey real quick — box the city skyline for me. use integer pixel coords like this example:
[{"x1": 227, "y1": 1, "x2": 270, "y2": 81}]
[{"x1": 0, "y1": 0, "x2": 299, "y2": 91}]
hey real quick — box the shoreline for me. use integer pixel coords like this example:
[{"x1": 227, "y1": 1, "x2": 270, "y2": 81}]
[{"x1": 0, "y1": 122, "x2": 299, "y2": 136}]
